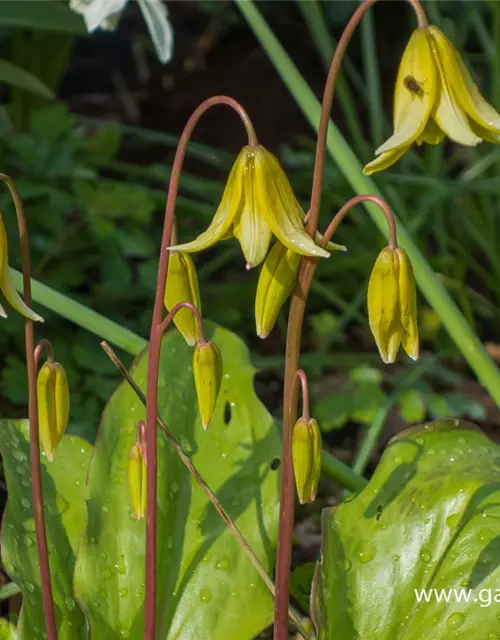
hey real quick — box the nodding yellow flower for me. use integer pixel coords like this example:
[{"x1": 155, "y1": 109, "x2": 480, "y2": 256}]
[
  {"x1": 0, "y1": 214, "x2": 42, "y2": 322},
  {"x1": 193, "y1": 340, "x2": 223, "y2": 430},
  {"x1": 367, "y1": 246, "x2": 418, "y2": 364},
  {"x1": 164, "y1": 252, "x2": 201, "y2": 346},
  {"x1": 169, "y1": 145, "x2": 330, "y2": 269},
  {"x1": 128, "y1": 441, "x2": 147, "y2": 521},
  {"x1": 292, "y1": 417, "x2": 322, "y2": 504},
  {"x1": 364, "y1": 26, "x2": 500, "y2": 175},
  {"x1": 37, "y1": 361, "x2": 70, "y2": 461}
]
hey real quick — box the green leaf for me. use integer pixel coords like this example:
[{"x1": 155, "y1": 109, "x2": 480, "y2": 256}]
[
  {"x1": 290, "y1": 563, "x2": 315, "y2": 612},
  {"x1": 0, "y1": 421, "x2": 92, "y2": 639},
  {"x1": 313, "y1": 420, "x2": 500, "y2": 639},
  {"x1": 399, "y1": 389, "x2": 427, "y2": 423},
  {"x1": 74, "y1": 324, "x2": 280, "y2": 638},
  {"x1": 0, "y1": 59, "x2": 54, "y2": 99},
  {"x1": 0, "y1": 1, "x2": 85, "y2": 33}
]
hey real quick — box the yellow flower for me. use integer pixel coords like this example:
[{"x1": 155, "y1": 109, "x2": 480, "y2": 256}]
[
  {"x1": 364, "y1": 26, "x2": 500, "y2": 175},
  {"x1": 0, "y1": 214, "x2": 42, "y2": 321},
  {"x1": 37, "y1": 361, "x2": 70, "y2": 461},
  {"x1": 367, "y1": 246, "x2": 418, "y2": 364},
  {"x1": 169, "y1": 145, "x2": 330, "y2": 268},
  {"x1": 292, "y1": 417, "x2": 322, "y2": 504},
  {"x1": 164, "y1": 252, "x2": 201, "y2": 346},
  {"x1": 193, "y1": 340, "x2": 223, "y2": 429}
]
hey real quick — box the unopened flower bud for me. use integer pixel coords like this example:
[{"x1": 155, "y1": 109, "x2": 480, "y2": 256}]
[
  {"x1": 193, "y1": 340, "x2": 223, "y2": 430},
  {"x1": 37, "y1": 361, "x2": 70, "y2": 461},
  {"x1": 292, "y1": 417, "x2": 322, "y2": 504},
  {"x1": 164, "y1": 252, "x2": 201, "y2": 346},
  {"x1": 128, "y1": 441, "x2": 147, "y2": 520},
  {"x1": 367, "y1": 246, "x2": 418, "y2": 364},
  {"x1": 255, "y1": 242, "x2": 301, "y2": 339}
]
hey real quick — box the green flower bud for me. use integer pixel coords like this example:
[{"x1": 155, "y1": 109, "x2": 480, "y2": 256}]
[
  {"x1": 292, "y1": 417, "x2": 322, "y2": 504},
  {"x1": 367, "y1": 246, "x2": 418, "y2": 364},
  {"x1": 128, "y1": 442, "x2": 147, "y2": 520},
  {"x1": 37, "y1": 361, "x2": 70, "y2": 461},
  {"x1": 164, "y1": 252, "x2": 201, "y2": 346},
  {"x1": 193, "y1": 340, "x2": 223, "y2": 430}
]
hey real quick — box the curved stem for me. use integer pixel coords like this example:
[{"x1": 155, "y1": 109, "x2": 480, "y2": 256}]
[
  {"x1": 0, "y1": 174, "x2": 57, "y2": 640},
  {"x1": 273, "y1": 195, "x2": 396, "y2": 639},
  {"x1": 306, "y1": 0, "x2": 427, "y2": 237},
  {"x1": 144, "y1": 96, "x2": 257, "y2": 640},
  {"x1": 34, "y1": 338, "x2": 54, "y2": 366},
  {"x1": 321, "y1": 194, "x2": 397, "y2": 250},
  {"x1": 294, "y1": 369, "x2": 310, "y2": 421},
  {"x1": 158, "y1": 300, "x2": 205, "y2": 340}
]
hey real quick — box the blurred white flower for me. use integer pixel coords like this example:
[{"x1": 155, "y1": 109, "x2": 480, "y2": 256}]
[{"x1": 70, "y1": 0, "x2": 173, "y2": 63}]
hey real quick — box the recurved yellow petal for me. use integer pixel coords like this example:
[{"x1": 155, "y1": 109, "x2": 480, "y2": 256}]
[
  {"x1": 164, "y1": 252, "x2": 201, "y2": 346},
  {"x1": 169, "y1": 149, "x2": 245, "y2": 254},
  {"x1": 416, "y1": 118, "x2": 445, "y2": 146},
  {"x1": 254, "y1": 148, "x2": 330, "y2": 259},
  {"x1": 429, "y1": 26, "x2": 500, "y2": 134},
  {"x1": 375, "y1": 28, "x2": 437, "y2": 156},
  {"x1": 0, "y1": 215, "x2": 43, "y2": 322},
  {"x1": 363, "y1": 146, "x2": 408, "y2": 176}
]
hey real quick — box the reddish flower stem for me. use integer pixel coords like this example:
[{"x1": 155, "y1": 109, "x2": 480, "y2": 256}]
[
  {"x1": 273, "y1": 191, "x2": 399, "y2": 640},
  {"x1": 293, "y1": 369, "x2": 310, "y2": 421},
  {"x1": 144, "y1": 96, "x2": 257, "y2": 640},
  {"x1": 0, "y1": 174, "x2": 57, "y2": 640},
  {"x1": 34, "y1": 338, "x2": 54, "y2": 366}
]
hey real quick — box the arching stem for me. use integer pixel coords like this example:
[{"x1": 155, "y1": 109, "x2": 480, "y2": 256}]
[
  {"x1": 0, "y1": 174, "x2": 57, "y2": 640},
  {"x1": 144, "y1": 96, "x2": 257, "y2": 640}
]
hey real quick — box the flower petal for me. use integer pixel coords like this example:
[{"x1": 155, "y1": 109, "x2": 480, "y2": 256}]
[
  {"x1": 233, "y1": 164, "x2": 272, "y2": 268},
  {"x1": 375, "y1": 28, "x2": 437, "y2": 156},
  {"x1": 170, "y1": 147, "x2": 246, "y2": 254},
  {"x1": 429, "y1": 35, "x2": 481, "y2": 146},
  {"x1": 416, "y1": 117, "x2": 445, "y2": 146},
  {"x1": 0, "y1": 216, "x2": 42, "y2": 322},
  {"x1": 363, "y1": 145, "x2": 408, "y2": 176},
  {"x1": 396, "y1": 248, "x2": 419, "y2": 361},
  {"x1": 429, "y1": 26, "x2": 500, "y2": 135},
  {"x1": 254, "y1": 148, "x2": 329, "y2": 259}
]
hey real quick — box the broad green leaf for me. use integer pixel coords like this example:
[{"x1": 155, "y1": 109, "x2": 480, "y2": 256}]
[
  {"x1": 0, "y1": 618, "x2": 16, "y2": 640},
  {"x1": 0, "y1": 60, "x2": 54, "y2": 99},
  {"x1": 74, "y1": 324, "x2": 280, "y2": 639},
  {"x1": 0, "y1": 421, "x2": 91, "y2": 639},
  {"x1": 0, "y1": 1, "x2": 85, "y2": 33},
  {"x1": 313, "y1": 420, "x2": 500, "y2": 639}
]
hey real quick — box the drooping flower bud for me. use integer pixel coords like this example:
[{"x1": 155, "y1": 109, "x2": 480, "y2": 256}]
[
  {"x1": 164, "y1": 251, "x2": 201, "y2": 346},
  {"x1": 367, "y1": 246, "x2": 418, "y2": 364},
  {"x1": 292, "y1": 417, "x2": 322, "y2": 504},
  {"x1": 0, "y1": 214, "x2": 43, "y2": 322},
  {"x1": 193, "y1": 340, "x2": 223, "y2": 430},
  {"x1": 128, "y1": 431, "x2": 147, "y2": 520},
  {"x1": 255, "y1": 242, "x2": 301, "y2": 339},
  {"x1": 37, "y1": 361, "x2": 70, "y2": 461}
]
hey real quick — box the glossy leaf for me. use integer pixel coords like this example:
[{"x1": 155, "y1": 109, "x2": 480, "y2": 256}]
[
  {"x1": 0, "y1": 420, "x2": 91, "y2": 639},
  {"x1": 313, "y1": 420, "x2": 500, "y2": 639},
  {"x1": 74, "y1": 324, "x2": 280, "y2": 639},
  {"x1": 0, "y1": 60, "x2": 54, "y2": 99}
]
